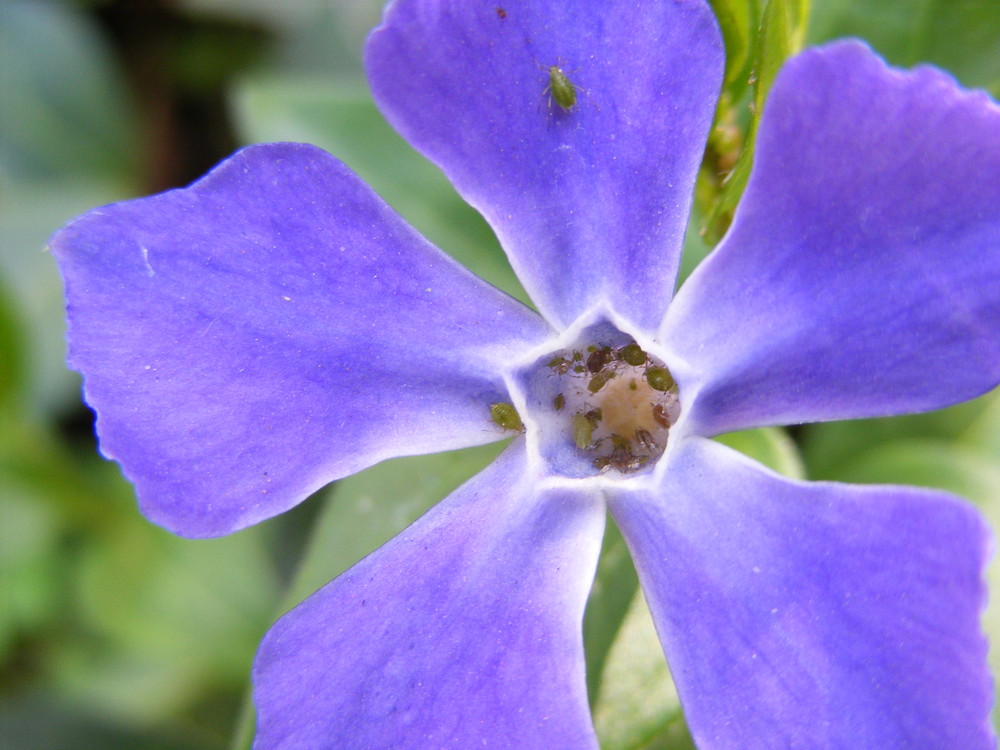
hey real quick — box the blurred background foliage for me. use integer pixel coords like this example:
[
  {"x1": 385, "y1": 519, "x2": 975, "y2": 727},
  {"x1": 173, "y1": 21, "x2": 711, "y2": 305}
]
[{"x1": 1, "y1": 0, "x2": 998, "y2": 748}]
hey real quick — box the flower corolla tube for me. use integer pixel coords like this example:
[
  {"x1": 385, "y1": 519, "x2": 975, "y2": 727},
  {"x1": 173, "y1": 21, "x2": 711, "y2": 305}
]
[{"x1": 51, "y1": 0, "x2": 1000, "y2": 747}]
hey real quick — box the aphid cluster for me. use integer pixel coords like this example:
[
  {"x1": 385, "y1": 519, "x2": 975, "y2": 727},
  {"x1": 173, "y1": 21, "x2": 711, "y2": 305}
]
[{"x1": 546, "y1": 341, "x2": 679, "y2": 474}]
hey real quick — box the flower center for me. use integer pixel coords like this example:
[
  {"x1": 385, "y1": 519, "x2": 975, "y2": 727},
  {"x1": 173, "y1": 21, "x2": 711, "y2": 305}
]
[
  {"x1": 547, "y1": 342, "x2": 679, "y2": 474},
  {"x1": 510, "y1": 330, "x2": 680, "y2": 479}
]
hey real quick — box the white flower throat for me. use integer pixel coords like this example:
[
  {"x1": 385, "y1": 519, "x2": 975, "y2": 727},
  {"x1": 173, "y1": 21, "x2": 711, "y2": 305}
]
[
  {"x1": 495, "y1": 328, "x2": 681, "y2": 479},
  {"x1": 543, "y1": 341, "x2": 680, "y2": 474}
]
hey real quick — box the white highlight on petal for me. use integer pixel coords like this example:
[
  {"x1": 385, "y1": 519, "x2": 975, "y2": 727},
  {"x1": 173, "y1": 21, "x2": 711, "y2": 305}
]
[{"x1": 140, "y1": 245, "x2": 154, "y2": 276}]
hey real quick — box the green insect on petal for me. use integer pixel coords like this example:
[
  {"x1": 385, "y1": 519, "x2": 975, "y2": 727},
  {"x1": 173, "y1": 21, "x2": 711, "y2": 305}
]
[
  {"x1": 489, "y1": 402, "x2": 524, "y2": 432},
  {"x1": 587, "y1": 371, "x2": 613, "y2": 393},
  {"x1": 573, "y1": 413, "x2": 594, "y2": 449},
  {"x1": 620, "y1": 343, "x2": 647, "y2": 367},
  {"x1": 548, "y1": 66, "x2": 577, "y2": 111},
  {"x1": 645, "y1": 366, "x2": 676, "y2": 392}
]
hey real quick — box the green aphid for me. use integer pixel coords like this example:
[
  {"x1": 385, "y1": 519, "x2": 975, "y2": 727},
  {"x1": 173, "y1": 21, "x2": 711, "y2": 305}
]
[
  {"x1": 572, "y1": 351, "x2": 583, "y2": 362},
  {"x1": 546, "y1": 65, "x2": 578, "y2": 111},
  {"x1": 489, "y1": 402, "x2": 524, "y2": 432},
  {"x1": 547, "y1": 355, "x2": 571, "y2": 375},
  {"x1": 553, "y1": 393, "x2": 566, "y2": 411},
  {"x1": 573, "y1": 413, "x2": 594, "y2": 450},
  {"x1": 620, "y1": 342, "x2": 647, "y2": 367},
  {"x1": 587, "y1": 371, "x2": 614, "y2": 393},
  {"x1": 645, "y1": 366, "x2": 675, "y2": 392}
]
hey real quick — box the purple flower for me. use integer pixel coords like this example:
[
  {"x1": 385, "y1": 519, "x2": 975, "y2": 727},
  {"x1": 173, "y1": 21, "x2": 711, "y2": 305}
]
[{"x1": 51, "y1": 0, "x2": 999, "y2": 747}]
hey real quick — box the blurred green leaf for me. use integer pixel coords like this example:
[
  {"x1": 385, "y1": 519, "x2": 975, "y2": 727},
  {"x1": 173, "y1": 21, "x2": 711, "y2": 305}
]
[
  {"x1": 715, "y1": 426, "x2": 806, "y2": 478},
  {"x1": 54, "y1": 519, "x2": 278, "y2": 726},
  {"x1": 584, "y1": 520, "x2": 641, "y2": 702},
  {"x1": 184, "y1": 1, "x2": 384, "y2": 77},
  {"x1": 231, "y1": 77, "x2": 529, "y2": 306},
  {"x1": 0, "y1": 275, "x2": 27, "y2": 410},
  {"x1": 800, "y1": 391, "x2": 998, "y2": 479},
  {"x1": 592, "y1": 590, "x2": 694, "y2": 750},
  {"x1": 0, "y1": 693, "x2": 204, "y2": 750},
  {"x1": 0, "y1": 0, "x2": 139, "y2": 414},
  {"x1": 0, "y1": 409, "x2": 277, "y2": 734},
  {"x1": 0, "y1": 1, "x2": 137, "y2": 179},
  {"x1": 676, "y1": 206, "x2": 713, "y2": 284},
  {"x1": 809, "y1": 0, "x2": 1000, "y2": 95},
  {"x1": 170, "y1": 20, "x2": 270, "y2": 95},
  {"x1": 959, "y1": 393, "x2": 1000, "y2": 462},
  {"x1": 0, "y1": 176, "x2": 134, "y2": 414},
  {"x1": 830, "y1": 439, "x2": 1000, "y2": 505},
  {"x1": 0, "y1": 482, "x2": 63, "y2": 662},
  {"x1": 1, "y1": 414, "x2": 108, "y2": 513},
  {"x1": 709, "y1": 0, "x2": 756, "y2": 91}
]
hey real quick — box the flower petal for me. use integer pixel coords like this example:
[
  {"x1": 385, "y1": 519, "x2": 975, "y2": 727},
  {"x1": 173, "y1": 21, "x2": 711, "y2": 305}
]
[
  {"x1": 662, "y1": 42, "x2": 1000, "y2": 435},
  {"x1": 51, "y1": 143, "x2": 552, "y2": 537},
  {"x1": 610, "y1": 438, "x2": 993, "y2": 749},
  {"x1": 365, "y1": 0, "x2": 723, "y2": 331},
  {"x1": 253, "y1": 442, "x2": 603, "y2": 749}
]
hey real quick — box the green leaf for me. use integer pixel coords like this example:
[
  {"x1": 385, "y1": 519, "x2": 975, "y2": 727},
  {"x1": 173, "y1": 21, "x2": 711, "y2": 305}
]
[
  {"x1": 592, "y1": 590, "x2": 694, "y2": 750},
  {"x1": 958, "y1": 392, "x2": 1000, "y2": 463},
  {"x1": 0, "y1": 1, "x2": 137, "y2": 179},
  {"x1": 831, "y1": 439, "x2": 1000, "y2": 506},
  {"x1": 1, "y1": 176, "x2": 136, "y2": 414},
  {"x1": 0, "y1": 480, "x2": 63, "y2": 662},
  {"x1": 0, "y1": 693, "x2": 203, "y2": 750},
  {"x1": 584, "y1": 520, "x2": 640, "y2": 702},
  {"x1": 709, "y1": 0, "x2": 756, "y2": 90},
  {"x1": 714, "y1": 426, "x2": 806, "y2": 478},
  {"x1": 676, "y1": 203, "x2": 713, "y2": 283},
  {"x1": 0, "y1": 274, "x2": 27, "y2": 411},
  {"x1": 0, "y1": 407, "x2": 279, "y2": 727},
  {"x1": 800, "y1": 391, "x2": 999, "y2": 479},
  {"x1": 56, "y1": 525, "x2": 279, "y2": 724},
  {"x1": 754, "y1": 0, "x2": 795, "y2": 115},
  {"x1": 0, "y1": 2, "x2": 139, "y2": 414},
  {"x1": 809, "y1": 0, "x2": 1000, "y2": 95}
]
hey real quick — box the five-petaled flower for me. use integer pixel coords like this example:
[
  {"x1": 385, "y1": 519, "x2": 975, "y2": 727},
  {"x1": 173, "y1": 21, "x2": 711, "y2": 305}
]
[{"x1": 51, "y1": 0, "x2": 999, "y2": 748}]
